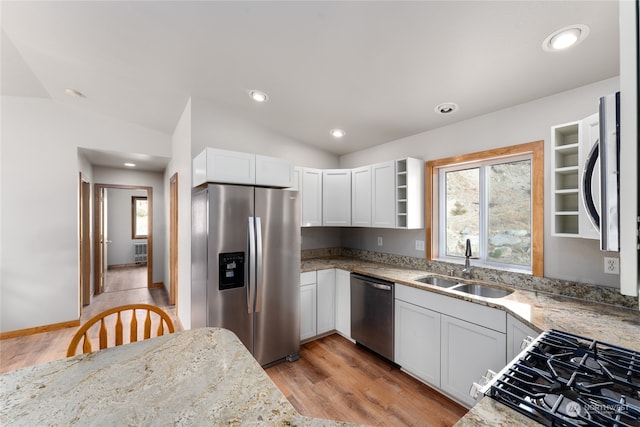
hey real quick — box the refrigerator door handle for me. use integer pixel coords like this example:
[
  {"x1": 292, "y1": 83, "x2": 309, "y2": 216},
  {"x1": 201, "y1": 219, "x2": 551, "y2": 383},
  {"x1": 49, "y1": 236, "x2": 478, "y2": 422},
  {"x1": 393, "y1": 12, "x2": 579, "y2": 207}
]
[
  {"x1": 247, "y1": 217, "x2": 256, "y2": 314},
  {"x1": 255, "y1": 217, "x2": 263, "y2": 313}
]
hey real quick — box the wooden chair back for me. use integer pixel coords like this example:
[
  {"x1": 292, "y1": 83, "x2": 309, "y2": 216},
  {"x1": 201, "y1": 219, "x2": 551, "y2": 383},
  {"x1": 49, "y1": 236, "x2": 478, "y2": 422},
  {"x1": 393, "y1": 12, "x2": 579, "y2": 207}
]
[{"x1": 67, "y1": 304, "x2": 175, "y2": 357}]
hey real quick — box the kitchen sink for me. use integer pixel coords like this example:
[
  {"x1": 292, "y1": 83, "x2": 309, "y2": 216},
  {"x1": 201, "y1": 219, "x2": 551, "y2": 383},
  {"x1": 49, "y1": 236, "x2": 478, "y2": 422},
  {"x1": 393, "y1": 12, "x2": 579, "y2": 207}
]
[
  {"x1": 414, "y1": 276, "x2": 459, "y2": 288},
  {"x1": 449, "y1": 283, "x2": 513, "y2": 299}
]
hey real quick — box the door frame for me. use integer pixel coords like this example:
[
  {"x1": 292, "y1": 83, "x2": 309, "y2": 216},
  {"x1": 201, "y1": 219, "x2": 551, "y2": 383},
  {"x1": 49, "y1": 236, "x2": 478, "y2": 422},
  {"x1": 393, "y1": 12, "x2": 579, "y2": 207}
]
[
  {"x1": 79, "y1": 173, "x2": 92, "y2": 311},
  {"x1": 94, "y1": 183, "x2": 153, "y2": 295},
  {"x1": 169, "y1": 173, "x2": 178, "y2": 310}
]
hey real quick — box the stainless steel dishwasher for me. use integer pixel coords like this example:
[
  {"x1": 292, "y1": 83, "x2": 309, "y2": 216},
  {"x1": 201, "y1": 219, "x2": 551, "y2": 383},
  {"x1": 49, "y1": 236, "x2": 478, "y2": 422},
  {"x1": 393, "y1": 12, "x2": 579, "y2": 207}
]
[{"x1": 350, "y1": 273, "x2": 394, "y2": 361}]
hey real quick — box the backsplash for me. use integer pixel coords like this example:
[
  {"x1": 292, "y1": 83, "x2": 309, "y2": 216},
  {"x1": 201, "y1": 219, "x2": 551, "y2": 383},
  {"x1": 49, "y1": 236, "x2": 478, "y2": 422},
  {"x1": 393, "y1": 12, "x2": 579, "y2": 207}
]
[{"x1": 302, "y1": 247, "x2": 639, "y2": 310}]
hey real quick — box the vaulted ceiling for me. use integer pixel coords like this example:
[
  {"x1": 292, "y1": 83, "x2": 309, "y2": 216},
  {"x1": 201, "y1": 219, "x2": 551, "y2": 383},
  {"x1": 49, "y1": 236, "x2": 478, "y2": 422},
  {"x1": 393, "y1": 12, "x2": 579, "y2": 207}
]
[{"x1": 2, "y1": 1, "x2": 619, "y2": 158}]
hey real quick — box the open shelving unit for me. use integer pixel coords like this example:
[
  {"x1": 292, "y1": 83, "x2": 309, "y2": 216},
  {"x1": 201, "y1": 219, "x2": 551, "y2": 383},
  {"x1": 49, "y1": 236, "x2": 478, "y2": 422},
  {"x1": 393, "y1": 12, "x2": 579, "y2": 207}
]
[{"x1": 551, "y1": 122, "x2": 580, "y2": 236}]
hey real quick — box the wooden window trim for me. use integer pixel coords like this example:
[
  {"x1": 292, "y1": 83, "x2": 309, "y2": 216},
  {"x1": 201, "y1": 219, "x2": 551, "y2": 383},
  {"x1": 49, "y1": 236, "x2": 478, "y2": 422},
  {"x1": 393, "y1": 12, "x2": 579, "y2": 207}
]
[
  {"x1": 132, "y1": 196, "x2": 148, "y2": 240},
  {"x1": 425, "y1": 140, "x2": 544, "y2": 277}
]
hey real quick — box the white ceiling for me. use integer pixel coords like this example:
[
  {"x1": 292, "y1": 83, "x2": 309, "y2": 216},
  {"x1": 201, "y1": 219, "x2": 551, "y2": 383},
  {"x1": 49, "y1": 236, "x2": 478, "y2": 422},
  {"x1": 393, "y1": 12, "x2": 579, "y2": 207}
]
[{"x1": 1, "y1": 1, "x2": 620, "y2": 168}]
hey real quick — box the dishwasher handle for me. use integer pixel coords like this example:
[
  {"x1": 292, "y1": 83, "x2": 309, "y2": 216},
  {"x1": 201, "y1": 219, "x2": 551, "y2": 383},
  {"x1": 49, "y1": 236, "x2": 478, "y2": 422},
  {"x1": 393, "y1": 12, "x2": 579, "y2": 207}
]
[{"x1": 366, "y1": 282, "x2": 392, "y2": 291}]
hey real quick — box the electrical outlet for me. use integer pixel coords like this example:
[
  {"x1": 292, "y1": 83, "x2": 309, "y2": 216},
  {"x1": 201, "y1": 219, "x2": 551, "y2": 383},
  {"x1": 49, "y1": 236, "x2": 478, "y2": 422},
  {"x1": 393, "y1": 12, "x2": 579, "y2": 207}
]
[
  {"x1": 377, "y1": 236, "x2": 383, "y2": 246},
  {"x1": 604, "y1": 257, "x2": 620, "y2": 274},
  {"x1": 415, "y1": 240, "x2": 425, "y2": 251}
]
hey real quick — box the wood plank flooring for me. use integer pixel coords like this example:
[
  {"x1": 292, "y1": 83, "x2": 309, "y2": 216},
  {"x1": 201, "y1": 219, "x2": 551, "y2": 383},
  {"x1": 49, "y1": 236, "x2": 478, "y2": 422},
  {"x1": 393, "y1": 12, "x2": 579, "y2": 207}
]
[{"x1": 266, "y1": 334, "x2": 468, "y2": 426}]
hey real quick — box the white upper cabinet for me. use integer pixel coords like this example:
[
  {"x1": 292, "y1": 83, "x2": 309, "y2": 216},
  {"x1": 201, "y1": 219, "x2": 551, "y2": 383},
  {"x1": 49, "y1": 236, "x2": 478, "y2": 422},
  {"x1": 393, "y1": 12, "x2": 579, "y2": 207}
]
[
  {"x1": 351, "y1": 166, "x2": 372, "y2": 227},
  {"x1": 322, "y1": 170, "x2": 352, "y2": 226},
  {"x1": 255, "y1": 154, "x2": 295, "y2": 188},
  {"x1": 371, "y1": 161, "x2": 396, "y2": 228},
  {"x1": 300, "y1": 168, "x2": 323, "y2": 227},
  {"x1": 193, "y1": 148, "x2": 293, "y2": 188}
]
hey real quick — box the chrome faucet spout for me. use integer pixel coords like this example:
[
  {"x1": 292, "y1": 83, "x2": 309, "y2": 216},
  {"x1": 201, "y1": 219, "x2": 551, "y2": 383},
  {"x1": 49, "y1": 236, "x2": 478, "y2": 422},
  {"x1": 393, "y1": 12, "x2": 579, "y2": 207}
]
[{"x1": 462, "y1": 239, "x2": 473, "y2": 279}]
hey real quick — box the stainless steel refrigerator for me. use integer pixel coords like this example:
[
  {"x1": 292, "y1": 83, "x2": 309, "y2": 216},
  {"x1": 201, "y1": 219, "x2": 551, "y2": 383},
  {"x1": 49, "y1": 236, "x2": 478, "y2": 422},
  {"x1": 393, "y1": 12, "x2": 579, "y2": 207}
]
[{"x1": 191, "y1": 183, "x2": 300, "y2": 366}]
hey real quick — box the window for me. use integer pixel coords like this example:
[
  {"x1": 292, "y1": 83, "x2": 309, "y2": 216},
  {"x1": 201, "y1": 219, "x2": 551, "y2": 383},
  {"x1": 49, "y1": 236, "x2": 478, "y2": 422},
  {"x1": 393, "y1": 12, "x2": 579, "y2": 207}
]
[
  {"x1": 132, "y1": 196, "x2": 148, "y2": 239},
  {"x1": 426, "y1": 141, "x2": 543, "y2": 276}
]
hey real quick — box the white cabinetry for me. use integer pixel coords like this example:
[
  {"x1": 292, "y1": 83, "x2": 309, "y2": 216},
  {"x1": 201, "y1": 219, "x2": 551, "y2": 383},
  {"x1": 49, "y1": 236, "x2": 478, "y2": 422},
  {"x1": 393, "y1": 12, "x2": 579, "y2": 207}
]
[
  {"x1": 351, "y1": 166, "x2": 372, "y2": 227},
  {"x1": 300, "y1": 168, "x2": 323, "y2": 227},
  {"x1": 506, "y1": 315, "x2": 539, "y2": 361},
  {"x1": 193, "y1": 148, "x2": 293, "y2": 188},
  {"x1": 551, "y1": 114, "x2": 599, "y2": 238},
  {"x1": 395, "y1": 299, "x2": 441, "y2": 386},
  {"x1": 300, "y1": 272, "x2": 317, "y2": 341},
  {"x1": 334, "y1": 269, "x2": 351, "y2": 339},
  {"x1": 440, "y1": 315, "x2": 506, "y2": 407},
  {"x1": 394, "y1": 283, "x2": 506, "y2": 408},
  {"x1": 316, "y1": 269, "x2": 336, "y2": 334},
  {"x1": 371, "y1": 161, "x2": 396, "y2": 228},
  {"x1": 322, "y1": 170, "x2": 352, "y2": 226}
]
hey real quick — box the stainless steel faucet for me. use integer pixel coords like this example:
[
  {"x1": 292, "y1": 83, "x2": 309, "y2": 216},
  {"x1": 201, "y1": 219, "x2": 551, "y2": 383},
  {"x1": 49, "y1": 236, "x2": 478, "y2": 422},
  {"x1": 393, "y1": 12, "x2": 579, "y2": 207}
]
[{"x1": 462, "y1": 238, "x2": 473, "y2": 279}]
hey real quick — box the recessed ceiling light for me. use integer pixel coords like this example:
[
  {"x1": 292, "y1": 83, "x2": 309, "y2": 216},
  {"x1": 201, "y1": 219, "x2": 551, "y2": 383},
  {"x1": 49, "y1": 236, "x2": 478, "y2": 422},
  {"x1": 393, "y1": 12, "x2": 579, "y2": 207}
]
[
  {"x1": 434, "y1": 102, "x2": 458, "y2": 115},
  {"x1": 249, "y1": 90, "x2": 269, "y2": 103},
  {"x1": 124, "y1": 163, "x2": 136, "y2": 167},
  {"x1": 65, "y1": 88, "x2": 86, "y2": 98},
  {"x1": 330, "y1": 128, "x2": 346, "y2": 139},
  {"x1": 542, "y1": 24, "x2": 590, "y2": 52}
]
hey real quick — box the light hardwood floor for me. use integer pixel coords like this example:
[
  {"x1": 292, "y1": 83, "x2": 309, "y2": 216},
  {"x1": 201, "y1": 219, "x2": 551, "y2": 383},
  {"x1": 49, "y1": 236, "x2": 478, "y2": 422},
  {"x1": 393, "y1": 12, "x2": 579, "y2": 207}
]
[{"x1": 266, "y1": 334, "x2": 468, "y2": 426}]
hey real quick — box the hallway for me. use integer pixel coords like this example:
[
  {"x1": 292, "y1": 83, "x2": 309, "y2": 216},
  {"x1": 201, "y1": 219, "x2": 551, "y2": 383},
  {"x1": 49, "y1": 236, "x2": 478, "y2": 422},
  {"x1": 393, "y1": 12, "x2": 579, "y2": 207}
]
[{"x1": 0, "y1": 285, "x2": 181, "y2": 374}]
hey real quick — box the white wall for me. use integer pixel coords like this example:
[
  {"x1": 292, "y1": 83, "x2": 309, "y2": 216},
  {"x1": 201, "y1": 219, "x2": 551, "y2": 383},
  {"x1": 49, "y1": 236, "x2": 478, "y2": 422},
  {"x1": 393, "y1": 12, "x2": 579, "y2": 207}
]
[
  {"x1": 340, "y1": 77, "x2": 621, "y2": 288},
  {"x1": 0, "y1": 96, "x2": 171, "y2": 332},
  {"x1": 164, "y1": 98, "x2": 193, "y2": 328}
]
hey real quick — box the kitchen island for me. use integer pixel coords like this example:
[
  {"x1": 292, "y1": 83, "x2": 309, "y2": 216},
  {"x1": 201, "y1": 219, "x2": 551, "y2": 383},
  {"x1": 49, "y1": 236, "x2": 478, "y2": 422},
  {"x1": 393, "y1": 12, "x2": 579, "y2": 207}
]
[{"x1": 0, "y1": 328, "x2": 356, "y2": 426}]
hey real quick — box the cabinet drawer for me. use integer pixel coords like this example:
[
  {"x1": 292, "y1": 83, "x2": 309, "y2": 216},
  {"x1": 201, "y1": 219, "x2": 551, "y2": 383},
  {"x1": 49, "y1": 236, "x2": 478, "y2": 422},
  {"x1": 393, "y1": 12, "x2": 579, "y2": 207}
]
[
  {"x1": 300, "y1": 271, "x2": 317, "y2": 286},
  {"x1": 395, "y1": 284, "x2": 506, "y2": 333}
]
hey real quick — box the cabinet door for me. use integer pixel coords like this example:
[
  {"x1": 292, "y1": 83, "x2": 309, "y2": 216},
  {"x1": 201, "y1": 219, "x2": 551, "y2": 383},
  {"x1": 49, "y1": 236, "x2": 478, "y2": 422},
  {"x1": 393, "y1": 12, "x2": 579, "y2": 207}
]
[
  {"x1": 301, "y1": 168, "x2": 323, "y2": 227},
  {"x1": 322, "y1": 170, "x2": 352, "y2": 226},
  {"x1": 256, "y1": 155, "x2": 294, "y2": 188},
  {"x1": 395, "y1": 299, "x2": 441, "y2": 387},
  {"x1": 351, "y1": 166, "x2": 372, "y2": 227},
  {"x1": 193, "y1": 148, "x2": 256, "y2": 186},
  {"x1": 441, "y1": 315, "x2": 506, "y2": 408},
  {"x1": 334, "y1": 269, "x2": 351, "y2": 338},
  {"x1": 300, "y1": 283, "x2": 317, "y2": 341},
  {"x1": 506, "y1": 315, "x2": 539, "y2": 361},
  {"x1": 371, "y1": 161, "x2": 396, "y2": 228},
  {"x1": 316, "y1": 269, "x2": 336, "y2": 334}
]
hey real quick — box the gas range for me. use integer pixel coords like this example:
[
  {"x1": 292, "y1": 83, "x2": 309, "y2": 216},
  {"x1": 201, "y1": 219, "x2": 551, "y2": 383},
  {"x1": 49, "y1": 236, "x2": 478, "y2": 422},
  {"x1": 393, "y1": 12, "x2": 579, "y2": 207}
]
[{"x1": 481, "y1": 329, "x2": 640, "y2": 426}]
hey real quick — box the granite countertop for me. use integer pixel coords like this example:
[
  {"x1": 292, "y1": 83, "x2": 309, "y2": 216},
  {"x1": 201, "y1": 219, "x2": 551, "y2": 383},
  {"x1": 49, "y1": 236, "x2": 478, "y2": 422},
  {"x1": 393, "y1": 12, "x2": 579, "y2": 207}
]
[
  {"x1": 0, "y1": 328, "x2": 356, "y2": 427},
  {"x1": 302, "y1": 256, "x2": 640, "y2": 427},
  {"x1": 302, "y1": 257, "x2": 640, "y2": 352}
]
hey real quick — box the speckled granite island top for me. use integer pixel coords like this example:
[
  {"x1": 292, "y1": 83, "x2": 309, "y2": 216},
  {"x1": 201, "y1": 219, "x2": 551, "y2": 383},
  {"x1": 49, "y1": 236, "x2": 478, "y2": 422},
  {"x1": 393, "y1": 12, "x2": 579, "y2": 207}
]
[{"x1": 0, "y1": 328, "x2": 356, "y2": 427}]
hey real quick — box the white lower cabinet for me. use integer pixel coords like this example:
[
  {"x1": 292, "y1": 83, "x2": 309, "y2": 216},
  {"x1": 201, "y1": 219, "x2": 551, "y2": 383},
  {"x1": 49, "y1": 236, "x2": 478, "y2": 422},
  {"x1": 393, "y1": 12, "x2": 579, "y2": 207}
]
[
  {"x1": 334, "y1": 269, "x2": 351, "y2": 338},
  {"x1": 394, "y1": 283, "x2": 507, "y2": 408},
  {"x1": 316, "y1": 269, "x2": 336, "y2": 334},
  {"x1": 394, "y1": 299, "x2": 441, "y2": 387},
  {"x1": 440, "y1": 315, "x2": 506, "y2": 407},
  {"x1": 300, "y1": 271, "x2": 317, "y2": 341},
  {"x1": 506, "y1": 314, "x2": 540, "y2": 361}
]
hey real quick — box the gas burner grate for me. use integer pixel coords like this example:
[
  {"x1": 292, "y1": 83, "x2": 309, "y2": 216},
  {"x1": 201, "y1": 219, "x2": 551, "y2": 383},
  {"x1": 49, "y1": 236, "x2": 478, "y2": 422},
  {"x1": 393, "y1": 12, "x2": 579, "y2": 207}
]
[{"x1": 487, "y1": 329, "x2": 640, "y2": 427}]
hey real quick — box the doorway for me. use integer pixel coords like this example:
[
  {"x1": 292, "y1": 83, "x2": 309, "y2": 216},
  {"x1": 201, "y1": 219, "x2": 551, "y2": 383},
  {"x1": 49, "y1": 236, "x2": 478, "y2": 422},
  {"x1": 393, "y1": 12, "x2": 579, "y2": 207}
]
[{"x1": 94, "y1": 184, "x2": 153, "y2": 295}]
